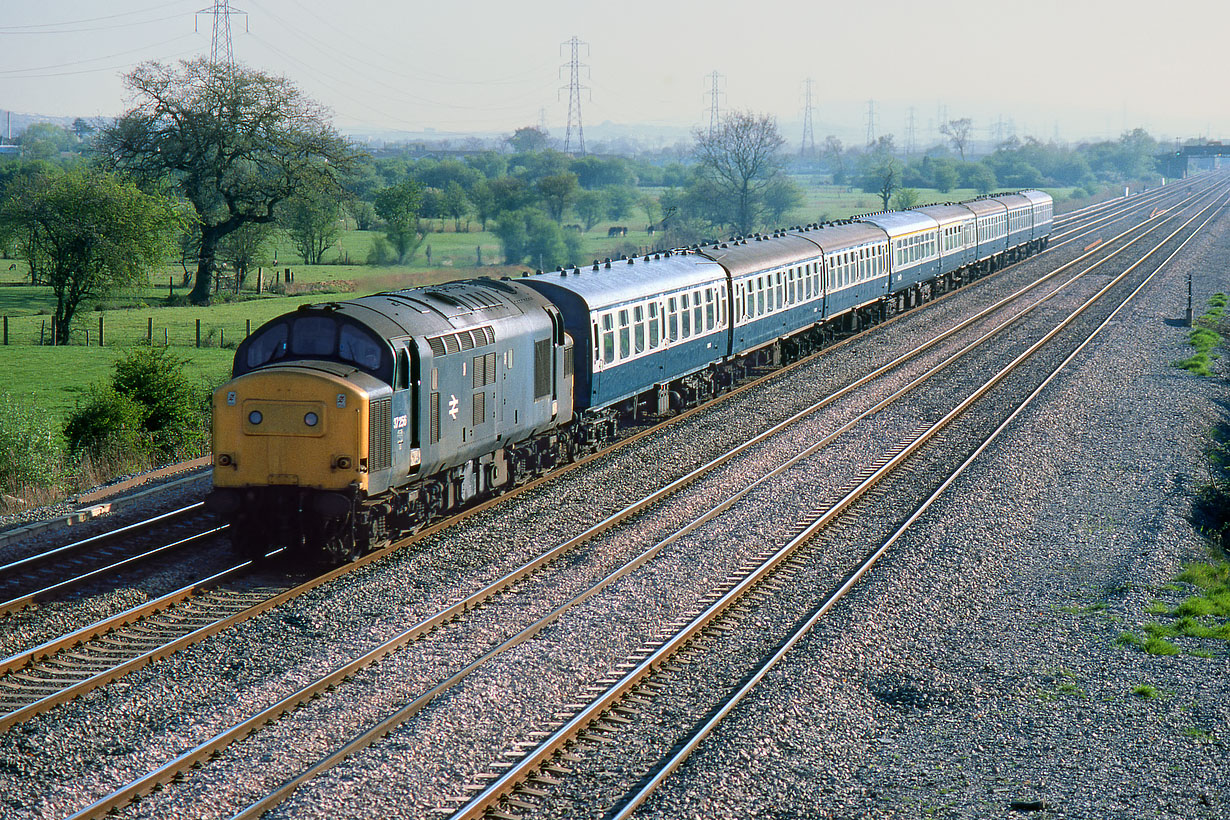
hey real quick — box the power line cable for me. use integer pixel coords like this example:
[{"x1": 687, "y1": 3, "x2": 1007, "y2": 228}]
[
  {"x1": 0, "y1": 35, "x2": 198, "y2": 76},
  {"x1": 0, "y1": 2, "x2": 194, "y2": 31}
]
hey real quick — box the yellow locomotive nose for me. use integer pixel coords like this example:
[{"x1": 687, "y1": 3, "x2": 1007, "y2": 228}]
[{"x1": 212, "y1": 369, "x2": 368, "y2": 492}]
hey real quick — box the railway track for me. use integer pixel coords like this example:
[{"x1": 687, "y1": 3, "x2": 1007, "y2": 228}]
[
  {"x1": 429, "y1": 182, "x2": 1230, "y2": 820},
  {"x1": 0, "y1": 503, "x2": 225, "y2": 616},
  {"x1": 3, "y1": 176, "x2": 1208, "y2": 743},
  {"x1": 40, "y1": 177, "x2": 1228, "y2": 819}
]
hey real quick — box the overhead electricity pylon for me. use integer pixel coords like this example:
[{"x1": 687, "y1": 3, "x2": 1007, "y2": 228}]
[
  {"x1": 800, "y1": 78, "x2": 816, "y2": 156},
  {"x1": 196, "y1": 0, "x2": 247, "y2": 72},
  {"x1": 559, "y1": 36, "x2": 590, "y2": 155},
  {"x1": 704, "y1": 71, "x2": 725, "y2": 138}
]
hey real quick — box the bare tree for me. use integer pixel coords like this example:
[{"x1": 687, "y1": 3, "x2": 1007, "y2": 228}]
[
  {"x1": 940, "y1": 118, "x2": 974, "y2": 161},
  {"x1": 692, "y1": 111, "x2": 786, "y2": 235},
  {"x1": 98, "y1": 59, "x2": 358, "y2": 304},
  {"x1": 872, "y1": 157, "x2": 900, "y2": 210}
]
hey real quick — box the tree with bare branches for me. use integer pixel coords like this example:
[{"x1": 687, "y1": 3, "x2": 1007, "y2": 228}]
[
  {"x1": 940, "y1": 118, "x2": 974, "y2": 161},
  {"x1": 692, "y1": 111, "x2": 787, "y2": 235},
  {"x1": 98, "y1": 59, "x2": 358, "y2": 304}
]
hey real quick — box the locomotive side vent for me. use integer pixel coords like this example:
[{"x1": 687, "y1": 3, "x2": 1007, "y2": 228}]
[
  {"x1": 472, "y1": 391, "x2": 486, "y2": 426},
  {"x1": 430, "y1": 392, "x2": 440, "y2": 444},
  {"x1": 533, "y1": 339, "x2": 551, "y2": 399},
  {"x1": 473, "y1": 352, "x2": 497, "y2": 388},
  {"x1": 369, "y1": 397, "x2": 393, "y2": 473}
]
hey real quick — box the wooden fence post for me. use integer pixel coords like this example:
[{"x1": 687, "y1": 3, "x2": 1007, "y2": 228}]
[
  {"x1": 39, "y1": 321, "x2": 44, "y2": 346},
  {"x1": 246, "y1": 319, "x2": 251, "y2": 337},
  {"x1": 85, "y1": 330, "x2": 90, "y2": 346},
  {"x1": 256, "y1": 268, "x2": 263, "y2": 294},
  {"x1": 163, "y1": 327, "x2": 168, "y2": 346},
  {"x1": 3, "y1": 316, "x2": 7, "y2": 346},
  {"x1": 147, "y1": 317, "x2": 153, "y2": 343},
  {"x1": 98, "y1": 315, "x2": 103, "y2": 347},
  {"x1": 196, "y1": 318, "x2": 201, "y2": 348}
]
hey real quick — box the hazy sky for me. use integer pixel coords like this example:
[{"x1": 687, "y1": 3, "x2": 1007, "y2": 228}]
[{"x1": 1, "y1": 0, "x2": 1225, "y2": 147}]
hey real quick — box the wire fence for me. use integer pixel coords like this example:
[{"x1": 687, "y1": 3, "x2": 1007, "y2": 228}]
[{"x1": 0, "y1": 314, "x2": 255, "y2": 349}]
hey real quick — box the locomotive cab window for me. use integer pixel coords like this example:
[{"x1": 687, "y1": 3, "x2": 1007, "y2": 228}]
[
  {"x1": 238, "y1": 315, "x2": 390, "y2": 382},
  {"x1": 339, "y1": 324, "x2": 383, "y2": 370},
  {"x1": 245, "y1": 322, "x2": 288, "y2": 369}
]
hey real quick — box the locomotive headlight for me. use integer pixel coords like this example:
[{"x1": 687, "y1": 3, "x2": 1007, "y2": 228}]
[
  {"x1": 248, "y1": 410, "x2": 263, "y2": 425},
  {"x1": 304, "y1": 412, "x2": 319, "y2": 427}
]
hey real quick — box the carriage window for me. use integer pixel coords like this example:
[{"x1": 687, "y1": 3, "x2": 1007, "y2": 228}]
[
  {"x1": 705, "y1": 290, "x2": 715, "y2": 329},
  {"x1": 668, "y1": 297, "x2": 679, "y2": 341},
  {"x1": 693, "y1": 290, "x2": 703, "y2": 331},
  {"x1": 602, "y1": 313, "x2": 615, "y2": 364},
  {"x1": 757, "y1": 280, "x2": 766, "y2": 314},
  {"x1": 618, "y1": 309, "x2": 630, "y2": 359},
  {"x1": 246, "y1": 322, "x2": 288, "y2": 369},
  {"x1": 649, "y1": 302, "x2": 660, "y2": 347},
  {"x1": 681, "y1": 293, "x2": 691, "y2": 337},
  {"x1": 634, "y1": 305, "x2": 646, "y2": 354},
  {"x1": 291, "y1": 316, "x2": 336, "y2": 356}
]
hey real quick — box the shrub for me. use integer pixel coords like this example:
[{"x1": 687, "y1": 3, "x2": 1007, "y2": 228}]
[
  {"x1": 111, "y1": 346, "x2": 208, "y2": 458},
  {"x1": 64, "y1": 347, "x2": 208, "y2": 468},
  {"x1": 63, "y1": 385, "x2": 153, "y2": 474},
  {"x1": 366, "y1": 235, "x2": 396, "y2": 266},
  {"x1": 0, "y1": 397, "x2": 66, "y2": 504}
]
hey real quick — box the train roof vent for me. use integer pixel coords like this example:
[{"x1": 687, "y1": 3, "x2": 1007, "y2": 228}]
[
  {"x1": 477, "y1": 278, "x2": 519, "y2": 295},
  {"x1": 427, "y1": 336, "x2": 447, "y2": 356},
  {"x1": 426, "y1": 291, "x2": 463, "y2": 307}
]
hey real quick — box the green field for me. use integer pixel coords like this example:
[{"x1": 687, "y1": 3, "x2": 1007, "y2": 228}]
[{"x1": 0, "y1": 182, "x2": 1082, "y2": 427}]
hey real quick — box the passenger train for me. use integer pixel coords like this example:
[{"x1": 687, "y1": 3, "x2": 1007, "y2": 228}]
[{"x1": 207, "y1": 190, "x2": 1053, "y2": 561}]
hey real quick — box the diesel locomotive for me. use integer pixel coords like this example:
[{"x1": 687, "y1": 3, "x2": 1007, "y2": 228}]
[{"x1": 208, "y1": 190, "x2": 1052, "y2": 562}]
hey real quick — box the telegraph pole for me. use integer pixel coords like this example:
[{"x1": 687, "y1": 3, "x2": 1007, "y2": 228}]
[
  {"x1": 800, "y1": 78, "x2": 816, "y2": 157},
  {"x1": 704, "y1": 71, "x2": 725, "y2": 138},
  {"x1": 559, "y1": 36, "x2": 590, "y2": 155}
]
